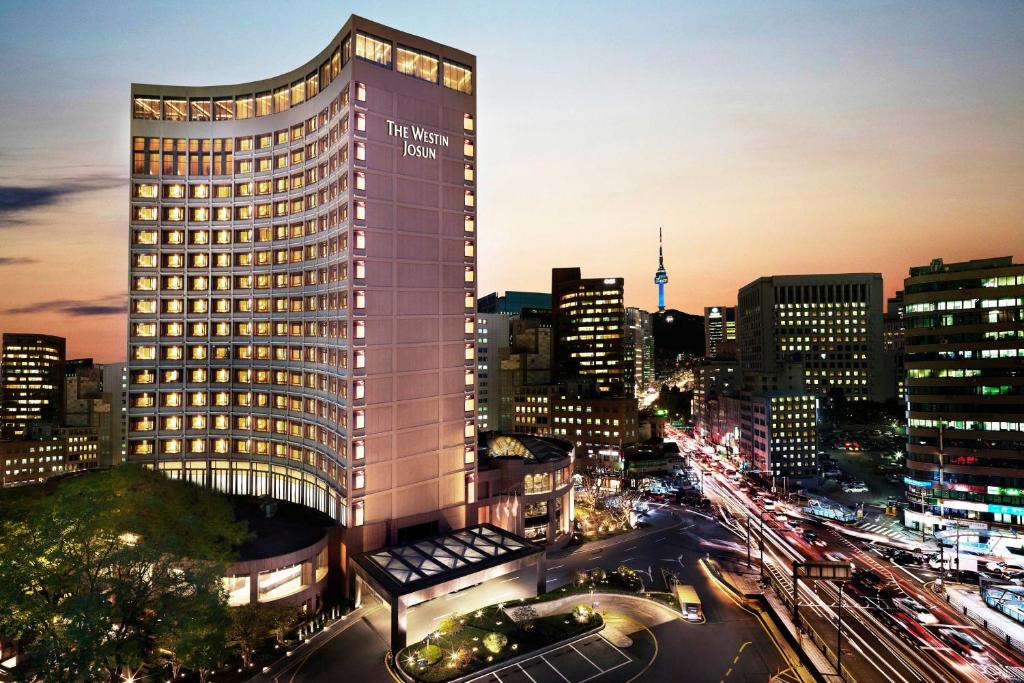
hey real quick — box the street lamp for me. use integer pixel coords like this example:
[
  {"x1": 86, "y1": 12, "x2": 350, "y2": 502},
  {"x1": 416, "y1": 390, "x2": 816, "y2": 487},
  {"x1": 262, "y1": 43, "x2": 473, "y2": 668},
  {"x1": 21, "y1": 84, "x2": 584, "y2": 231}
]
[{"x1": 836, "y1": 581, "x2": 846, "y2": 681}]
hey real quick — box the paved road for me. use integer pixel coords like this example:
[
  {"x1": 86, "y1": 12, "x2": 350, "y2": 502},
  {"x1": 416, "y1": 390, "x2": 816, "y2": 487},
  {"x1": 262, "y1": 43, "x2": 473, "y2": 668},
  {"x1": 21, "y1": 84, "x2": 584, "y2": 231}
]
[{"x1": 255, "y1": 503, "x2": 794, "y2": 682}]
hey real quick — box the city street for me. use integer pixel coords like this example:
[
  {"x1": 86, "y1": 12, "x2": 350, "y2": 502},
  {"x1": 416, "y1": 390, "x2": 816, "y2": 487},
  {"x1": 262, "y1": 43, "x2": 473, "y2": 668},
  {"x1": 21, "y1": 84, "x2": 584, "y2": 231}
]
[{"x1": 668, "y1": 425, "x2": 1024, "y2": 683}]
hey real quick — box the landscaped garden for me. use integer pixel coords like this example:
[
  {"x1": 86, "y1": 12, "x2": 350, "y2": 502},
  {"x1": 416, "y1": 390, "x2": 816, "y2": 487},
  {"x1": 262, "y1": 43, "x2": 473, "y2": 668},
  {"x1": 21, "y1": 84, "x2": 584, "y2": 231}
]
[
  {"x1": 397, "y1": 602, "x2": 602, "y2": 682},
  {"x1": 524, "y1": 565, "x2": 681, "y2": 612}
]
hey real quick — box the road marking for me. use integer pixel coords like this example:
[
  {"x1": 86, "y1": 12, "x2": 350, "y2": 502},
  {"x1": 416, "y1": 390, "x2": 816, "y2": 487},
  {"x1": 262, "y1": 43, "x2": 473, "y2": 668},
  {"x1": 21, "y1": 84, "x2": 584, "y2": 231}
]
[
  {"x1": 550, "y1": 564, "x2": 564, "y2": 570},
  {"x1": 540, "y1": 654, "x2": 571, "y2": 683},
  {"x1": 570, "y1": 642, "x2": 605, "y2": 673},
  {"x1": 517, "y1": 662, "x2": 538, "y2": 683},
  {"x1": 624, "y1": 545, "x2": 638, "y2": 551}
]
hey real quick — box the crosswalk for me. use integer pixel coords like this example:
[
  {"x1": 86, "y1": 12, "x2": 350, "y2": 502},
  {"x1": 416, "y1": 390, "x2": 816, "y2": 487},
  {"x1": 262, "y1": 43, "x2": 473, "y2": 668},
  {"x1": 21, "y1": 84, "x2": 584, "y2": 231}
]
[{"x1": 854, "y1": 520, "x2": 918, "y2": 543}]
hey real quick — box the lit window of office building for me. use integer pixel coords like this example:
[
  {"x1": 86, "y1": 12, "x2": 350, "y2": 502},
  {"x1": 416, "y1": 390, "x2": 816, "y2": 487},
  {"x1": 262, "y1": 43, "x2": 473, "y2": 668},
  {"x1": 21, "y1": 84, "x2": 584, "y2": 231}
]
[
  {"x1": 1, "y1": 333, "x2": 66, "y2": 439},
  {"x1": 902, "y1": 257, "x2": 1024, "y2": 539},
  {"x1": 704, "y1": 306, "x2": 737, "y2": 359},
  {"x1": 128, "y1": 16, "x2": 477, "y2": 555},
  {"x1": 737, "y1": 274, "x2": 886, "y2": 402}
]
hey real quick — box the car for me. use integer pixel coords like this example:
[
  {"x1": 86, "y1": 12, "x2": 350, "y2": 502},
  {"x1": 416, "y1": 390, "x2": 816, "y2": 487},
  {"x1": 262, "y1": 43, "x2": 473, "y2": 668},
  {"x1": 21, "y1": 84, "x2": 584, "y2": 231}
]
[
  {"x1": 823, "y1": 468, "x2": 842, "y2": 478},
  {"x1": 894, "y1": 597, "x2": 939, "y2": 625},
  {"x1": 937, "y1": 627, "x2": 986, "y2": 658},
  {"x1": 802, "y1": 530, "x2": 826, "y2": 547},
  {"x1": 763, "y1": 500, "x2": 776, "y2": 511},
  {"x1": 852, "y1": 568, "x2": 884, "y2": 592},
  {"x1": 890, "y1": 550, "x2": 923, "y2": 566},
  {"x1": 775, "y1": 513, "x2": 788, "y2": 522},
  {"x1": 944, "y1": 569, "x2": 981, "y2": 585},
  {"x1": 843, "y1": 484, "x2": 869, "y2": 493}
]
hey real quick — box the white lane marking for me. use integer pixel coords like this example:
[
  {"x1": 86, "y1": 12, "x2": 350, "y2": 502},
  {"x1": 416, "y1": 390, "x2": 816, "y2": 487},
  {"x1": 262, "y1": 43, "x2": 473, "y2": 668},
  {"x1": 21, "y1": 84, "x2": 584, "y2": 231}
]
[
  {"x1": 540, "y1": 655, "x2": 571, "y2": 683},
  {"x1": 570, "y1": 642, "x2": 605, "y2": 673},
  {"x1": 517, "y1": 662, "x2": 538, "y2": 683}
]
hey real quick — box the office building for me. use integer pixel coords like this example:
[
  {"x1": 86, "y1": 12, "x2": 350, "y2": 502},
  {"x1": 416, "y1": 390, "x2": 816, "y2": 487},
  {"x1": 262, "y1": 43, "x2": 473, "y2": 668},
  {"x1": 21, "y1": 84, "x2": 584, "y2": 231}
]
[
  {"x1": 692, "y1": 360, "x2": 740, "y2": 447},
  {"x1": 1, "y1": 333, "x2": 66, "y2": 439},
  {"x1": 746, "y1": 394, "x2": 818, "y2": 478},
  {"x1": 65, "y1": 359, "x2": 112, "y2": 466},
  {"x1": 500, "y1": 311, "x2": 553, "y2": 431},
  {"x1": 704, "y1": 306, "x2": 737, "y2": 359},
  {"x1": 884, "y1": 291, "x2": 907, "y2": 404},
  {"x1": 551, "y1": 268, "x2": 626, "y2": 396},
  {"x1": 902, "y1": 257, "x2": 1024, "y2": 536},
  {"x1": 737, "y1": 274, "x2": 886, "y2": 402},
  {"x1": 476, "y1": 313, "x2": 509, "y2": 432},
  {"x1": 102, "y1": 362, "x2": 129, "y2": 466},
  {"x1": 128, "y1": 17, "x2": 477, "y2": 555},
  {"x1": 477, "y1": 291, "x2": 551, "y2": 315},
  {"x1": 625, "y1": 307, "x2": 654, "y2": 397}
]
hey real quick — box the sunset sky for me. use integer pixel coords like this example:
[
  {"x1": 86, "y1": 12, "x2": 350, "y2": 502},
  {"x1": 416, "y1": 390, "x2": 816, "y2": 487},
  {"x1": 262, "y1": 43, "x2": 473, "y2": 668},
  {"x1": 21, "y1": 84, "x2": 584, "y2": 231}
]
[{"x1": 0, "y1": 0, "x2": 1021, "y2": 362}]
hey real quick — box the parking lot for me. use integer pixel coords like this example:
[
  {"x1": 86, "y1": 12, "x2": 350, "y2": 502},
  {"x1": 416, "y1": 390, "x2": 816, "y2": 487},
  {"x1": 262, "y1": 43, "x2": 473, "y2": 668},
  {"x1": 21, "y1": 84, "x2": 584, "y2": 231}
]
[{"x1": 468, "y1": 634, "x2": 633, "y2": 683}]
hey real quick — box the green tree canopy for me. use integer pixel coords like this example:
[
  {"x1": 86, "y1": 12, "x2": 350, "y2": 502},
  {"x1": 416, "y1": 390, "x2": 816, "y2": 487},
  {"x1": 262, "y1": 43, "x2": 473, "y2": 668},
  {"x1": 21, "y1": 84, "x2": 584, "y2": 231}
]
[{"x1": 0, "y1": 466, "x2": 249, "y2": 682}]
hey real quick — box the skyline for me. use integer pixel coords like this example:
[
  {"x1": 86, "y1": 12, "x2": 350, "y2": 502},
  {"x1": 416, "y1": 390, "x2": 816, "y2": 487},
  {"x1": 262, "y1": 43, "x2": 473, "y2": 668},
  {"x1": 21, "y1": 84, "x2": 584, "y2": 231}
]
[{"x1": 2, "y1": 0, "x2": 1023, "y2": 362}]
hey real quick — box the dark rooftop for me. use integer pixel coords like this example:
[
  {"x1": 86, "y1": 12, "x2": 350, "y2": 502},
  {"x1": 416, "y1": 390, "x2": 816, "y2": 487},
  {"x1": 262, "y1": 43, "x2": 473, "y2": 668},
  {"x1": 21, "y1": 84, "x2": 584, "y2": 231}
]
[
  {"x1": 480, "y1": 433, "x2": 573, "y2": 465},
  {"x1": 231, "y1": 496, "x2": 334, "y2": 561}
]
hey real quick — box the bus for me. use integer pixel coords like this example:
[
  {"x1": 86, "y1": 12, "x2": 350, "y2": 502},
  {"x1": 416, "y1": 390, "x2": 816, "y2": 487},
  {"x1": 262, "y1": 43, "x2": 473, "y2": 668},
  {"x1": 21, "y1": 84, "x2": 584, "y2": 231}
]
[{"x1": 675, "y1": 584, "x2": 703, "y2": 622}]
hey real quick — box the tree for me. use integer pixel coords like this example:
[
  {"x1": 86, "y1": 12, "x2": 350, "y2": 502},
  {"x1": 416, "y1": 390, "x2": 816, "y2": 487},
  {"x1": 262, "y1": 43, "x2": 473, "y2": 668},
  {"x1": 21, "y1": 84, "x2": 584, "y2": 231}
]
[
  {"x1": 0, "y1": 466, "x2": 247, "y2": 682},
  {"x1": 227, "y1": 604, "x2": 275, "y2": 667},
  {"x1": 510, "y1": 605, "x2": 538, "y2": 631},
  {"x1": 266, "y1": 604, "x2": 303, "y2": 646}
]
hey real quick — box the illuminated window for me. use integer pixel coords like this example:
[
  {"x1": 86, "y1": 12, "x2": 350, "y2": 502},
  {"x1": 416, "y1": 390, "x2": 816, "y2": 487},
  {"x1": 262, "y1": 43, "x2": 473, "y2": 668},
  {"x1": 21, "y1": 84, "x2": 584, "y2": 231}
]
[
  {"x1": 355, "y1": 32, "x2": 392, "y2": 67},
  {"x1": 396, "y1": 45, "x2": 439, "y2": 83},
  {"x1": 443, "y1": 61, "x2": 473, "y2": 95},
  {"x1": 133, "y1": 96, "x2": 161, "y2": 120}
]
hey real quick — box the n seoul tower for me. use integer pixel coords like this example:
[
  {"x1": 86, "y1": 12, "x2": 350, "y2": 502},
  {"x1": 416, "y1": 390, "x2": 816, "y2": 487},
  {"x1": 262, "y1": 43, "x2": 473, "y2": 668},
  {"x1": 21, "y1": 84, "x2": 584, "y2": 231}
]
[{"x1": 654, "y1": 226, "x2": 669, "y2": 312}]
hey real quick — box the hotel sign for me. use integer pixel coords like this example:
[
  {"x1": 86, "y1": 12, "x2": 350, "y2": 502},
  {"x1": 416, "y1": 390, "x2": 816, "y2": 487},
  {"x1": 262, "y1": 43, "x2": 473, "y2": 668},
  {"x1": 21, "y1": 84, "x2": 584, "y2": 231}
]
[{"x1": 386, "y1": 119, "x2": 449, "y2": 159}]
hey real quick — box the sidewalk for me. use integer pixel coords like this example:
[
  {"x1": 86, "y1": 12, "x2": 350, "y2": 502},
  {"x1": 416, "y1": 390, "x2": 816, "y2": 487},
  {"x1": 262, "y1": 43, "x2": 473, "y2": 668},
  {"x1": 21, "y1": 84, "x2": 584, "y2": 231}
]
[{"x1": 940, "y1": 582, "x2": 1024, "y2": 653}]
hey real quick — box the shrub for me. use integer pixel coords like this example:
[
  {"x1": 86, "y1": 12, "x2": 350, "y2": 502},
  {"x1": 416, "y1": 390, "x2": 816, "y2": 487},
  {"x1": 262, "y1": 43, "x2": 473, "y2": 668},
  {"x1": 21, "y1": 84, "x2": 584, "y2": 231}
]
[
  {"x1": 592, "y1": 568, "x2": 607, "y2": 582},
  {"x1": 511, "y1": 604, "x2": 538, "y2": 631},
  {"x1": 573, "y1": 604, "x2": 593, "y2": 624},
  {"x1": 483, "y1": 631, "x2": 507, "y2": 654},
  {"x1": 438, "y1": 614, "x2": 463, "y2": 637},
  {"x1": 419, "y1": 643, "x2": 442, "y2": 665}
]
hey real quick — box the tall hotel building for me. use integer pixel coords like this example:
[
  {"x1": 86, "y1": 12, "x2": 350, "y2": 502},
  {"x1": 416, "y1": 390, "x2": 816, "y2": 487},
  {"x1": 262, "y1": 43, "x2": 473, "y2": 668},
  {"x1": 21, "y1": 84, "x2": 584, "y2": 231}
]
[
  {"x1": 902, "y1": 257, "x2": 1024, "y2": 536},
  {"x1": 737, "y1": 274, "x2": 886, "y2": 402},
  {"x1": 128, "y1": 17, "x2": 478, "y2": 552}
]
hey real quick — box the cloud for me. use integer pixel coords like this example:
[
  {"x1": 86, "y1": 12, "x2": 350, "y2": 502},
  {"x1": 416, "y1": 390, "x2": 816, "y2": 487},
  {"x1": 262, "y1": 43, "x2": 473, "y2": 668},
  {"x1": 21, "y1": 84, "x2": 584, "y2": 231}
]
[
  {"x1": 0, "y1": 256, "x2": 38, "y2": 266},
  {"x1": 2, "y1": 294, "x2": 127, "y2": 318},
  {"x1": 0, "y1": 175, "x2": 125, "y2": 230}
]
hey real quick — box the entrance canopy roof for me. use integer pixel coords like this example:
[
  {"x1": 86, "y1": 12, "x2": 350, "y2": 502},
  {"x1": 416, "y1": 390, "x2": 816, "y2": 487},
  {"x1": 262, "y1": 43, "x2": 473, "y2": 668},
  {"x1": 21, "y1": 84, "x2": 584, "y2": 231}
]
[{"x1": 352, "y1": 523, "x2": 542, "y2": 598}]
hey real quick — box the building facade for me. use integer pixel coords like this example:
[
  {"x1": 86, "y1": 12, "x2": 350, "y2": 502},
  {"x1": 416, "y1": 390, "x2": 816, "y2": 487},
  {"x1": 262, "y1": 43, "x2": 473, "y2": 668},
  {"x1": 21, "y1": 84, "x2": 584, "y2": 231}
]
[
  {"x1": 704, "y1": 306, "x2": 736, "y2": 359},
  {"x1": 551, "y1": 268, "x2": 626, "y2": 397},
  {"x1": 902, "y1": 257, "x2": 1024, "y2": 536},
  {"x1": 477, "y1": 291, "x2": 551, "y2": 315},
  {"x1": 884, "y1": 290, "x2": 906, "y2": 404},
  {"x1": 128, "y1": 16, "x2": 477, "y2": 554},
  {"x1": 737, "y1": 274, "x2": 886, "y2": 402},
  {"x1": 625, "y1": 307, "x2": 654, "y2": 397},
  {"x1": 746, "y1": 393, "x2": 818, "y2": 478},
  {"x1": 476, "y1": 313, "x2": 509, "y2": 432},
  {"x1": 475, "y1": 433, "x2": 574, "y2": 547},
  {"x1": 1, "y1": 333, "x2": 66, "y2": 439}
]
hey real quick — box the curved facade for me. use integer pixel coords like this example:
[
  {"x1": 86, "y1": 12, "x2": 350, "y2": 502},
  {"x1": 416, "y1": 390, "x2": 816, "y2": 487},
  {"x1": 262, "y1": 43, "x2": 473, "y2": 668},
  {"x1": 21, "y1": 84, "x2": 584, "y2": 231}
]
[
  {"x1": 475, "y1": 434, "x2": 575, "y2": 548},
  {"x1": 128, "y1": 16, "x2": 477, "y2": 549}
]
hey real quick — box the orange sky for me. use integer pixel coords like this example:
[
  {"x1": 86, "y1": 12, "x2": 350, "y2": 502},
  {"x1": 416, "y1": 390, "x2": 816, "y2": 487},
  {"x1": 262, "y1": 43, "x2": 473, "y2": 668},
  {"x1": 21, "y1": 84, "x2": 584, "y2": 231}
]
[{"x1": 1, "y1": 2, "x2": 1022, "y2": 362}]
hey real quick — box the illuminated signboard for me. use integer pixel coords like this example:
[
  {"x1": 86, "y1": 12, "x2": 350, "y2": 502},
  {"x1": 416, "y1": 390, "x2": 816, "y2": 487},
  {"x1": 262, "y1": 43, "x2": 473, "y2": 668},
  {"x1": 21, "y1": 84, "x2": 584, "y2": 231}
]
[
  {"x1": 903, "y1": 477, "x2": 933, "y2": 488},
  {"x1": 988, "y1": 486, "x2": 1023, "y2": 497}
]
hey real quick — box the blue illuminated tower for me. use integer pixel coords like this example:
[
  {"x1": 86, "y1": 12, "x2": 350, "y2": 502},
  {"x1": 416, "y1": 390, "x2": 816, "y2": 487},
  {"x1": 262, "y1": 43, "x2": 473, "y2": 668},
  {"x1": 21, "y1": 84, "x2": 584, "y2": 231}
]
[{"x1": 654, "y1": 226, "x2": 669, "y2": 312}]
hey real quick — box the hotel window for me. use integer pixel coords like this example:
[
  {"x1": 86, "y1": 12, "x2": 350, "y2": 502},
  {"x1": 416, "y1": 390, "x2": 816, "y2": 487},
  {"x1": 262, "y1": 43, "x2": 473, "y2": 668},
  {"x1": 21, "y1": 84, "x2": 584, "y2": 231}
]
[
  {"x1": 163, "y1": 99, "x2": 187, "y2": 121},
  {"x1": 273, "y1": 86, "x2": 290, "y2": 113},
  {"x1": 133, "y1": 96, "x2": 161, "y2": 120},
  {"x1": 355, "y1": 111, "x2": 366, "y2": 132},
  {"x1": 190, "y1": 98, "x2": 211, "y2": 121},
  {"x1": 463, "y1": 139, "x2": 475, "y2": 157},
  {"x1": 306, "y1": 71, "x2": 319, "y2": 98},
  {"x1": 190, "y1": 183, "x2": 210, "y2": 199},
  {"x1": 354, "y1": 170, "x2": 365, "y2": 191},
  {"x1": 290, "y1": 79, "x2": 306, "y2": 106},
  {"x1": 354, "y1": 141, "x2": 365, "y2": 161},
  {"x1": 235, "y1": 95, "x2": 253, "y2": 119},
  {"x1": 464, "y1": 165, "x2": 474, "y2": 183},
  {"x1": 396, "y1": 46, "x2": 439, "y2": 83},
  {"x1": 355, "y1": 32, "x2": 392, "y2": 67},
  {"x1": 355, "y1": 81, "x2": 366, "y2": 101},
  {"x1": 133, "y1": 183, "x2": 157, "y2": 199},
  {"x1": 464, "y1": 191, "x2": 475, "y2": 208},
  {"x1": 213, "y1": 97, "x2": 234, "y2": 120},
  {"x1": 464, "y1": 113, "x2": 474, "y2": 132},
  {"x1": 255, "y1": 91, "x2": 272, "y2": 117},
  {"x1": 443, "y1": 61, "x2": 473, "y2": 95}
]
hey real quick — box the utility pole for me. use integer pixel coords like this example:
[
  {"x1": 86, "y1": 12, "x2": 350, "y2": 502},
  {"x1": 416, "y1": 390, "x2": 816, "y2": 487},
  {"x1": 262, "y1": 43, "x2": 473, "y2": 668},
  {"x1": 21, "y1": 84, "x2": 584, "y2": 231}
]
[
  {"x1": 746, "y1": 513, "x2": 752, "y2": 568},
  {"x1": 759, "y1": 510, "x2": 765, "y2": 580}
]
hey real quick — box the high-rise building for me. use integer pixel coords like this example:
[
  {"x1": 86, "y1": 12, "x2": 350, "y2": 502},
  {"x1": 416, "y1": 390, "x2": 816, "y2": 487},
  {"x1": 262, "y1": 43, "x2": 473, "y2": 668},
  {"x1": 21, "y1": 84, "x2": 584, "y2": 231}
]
[
  {"x1": 737, "y1": 274, "x2": 886, "y2": 402},
  {"x1": 477, "y1": 291, "x2": 551, "y2": 315},
  {"x1": 653, "y1": 227, "x2": 668, "y2": 312},
  {"x1": 902, "y1": 257, "x2": 1024, "y2": 537},
  {"x1": 64, "y1": 359, "x2": 112, "y2": 467},
  {"x1": 551, "y1": 268, "x2": 626, "y2": 397},
  {"x1": 476, "y1": 313, "x2": 509, "y2": 432},
  {"x1": 625, "y1": 307, "x2": 654, "y2": 397},
  {"x1": 1, "y1": 333, "x2": 66, "y2": 439},
  {"x1": 102, "y1": 363, "x2": 129, "y2": 466},
  {"x1": 128, "y1": 17, "x2": 477, "y2": 551},
  {"x1": 884, "y1": 290, "x2": 906, "y2": 404},
  {"x1": 704, "y1": 306, "x2": 736, "y2": 359}
]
